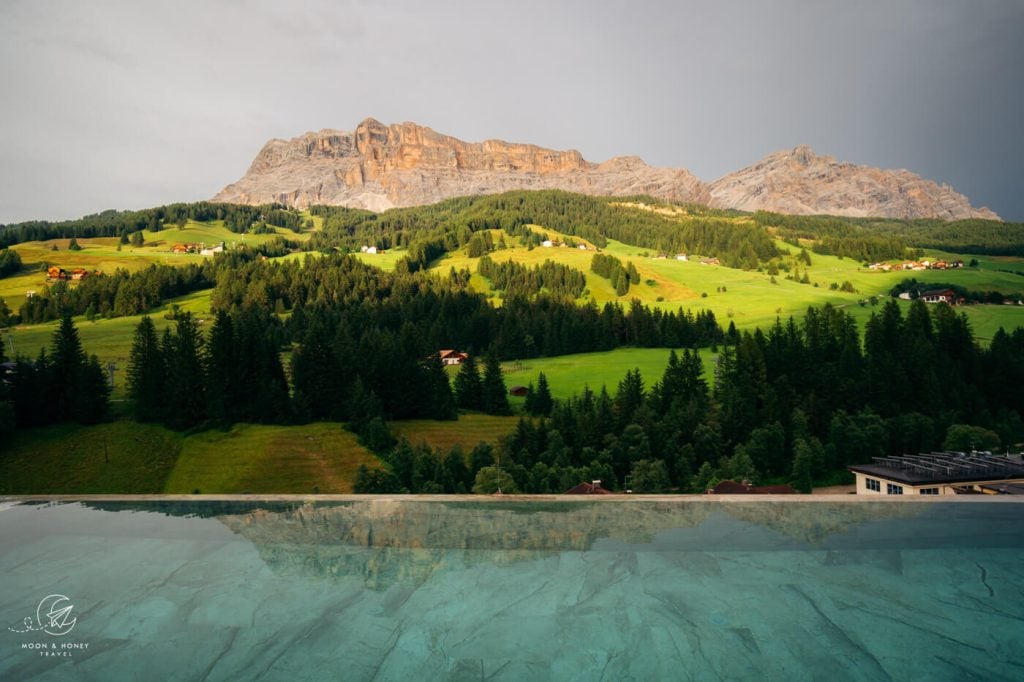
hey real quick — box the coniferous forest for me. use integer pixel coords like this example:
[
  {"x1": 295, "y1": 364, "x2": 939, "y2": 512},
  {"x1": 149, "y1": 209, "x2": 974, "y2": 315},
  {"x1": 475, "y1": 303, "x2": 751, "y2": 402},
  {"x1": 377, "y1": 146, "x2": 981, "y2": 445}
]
[{"x1": 1, "y1": 191, "x2": 1023, "y2": 494}]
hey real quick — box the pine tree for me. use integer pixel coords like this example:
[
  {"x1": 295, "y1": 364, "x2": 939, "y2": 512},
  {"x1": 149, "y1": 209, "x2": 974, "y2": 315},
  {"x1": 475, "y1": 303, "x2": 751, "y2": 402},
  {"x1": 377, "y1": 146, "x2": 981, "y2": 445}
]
[
  {"x1": 482, "y1": 351, "x2": 510, "y2": 415},
  {"x1": 533, "y1": 372, "x2": 554, "y2": 416},
  {"x1": 422, "y1": 351, "x2": 456, "y2": 420},
  {"x1": 50, "y1": 312, "x2": 86, "y2": 421},
  {"x1": 164, "y1": 313, "x2": 206, "y2": 430},
  {"x1": 127, "y1": 316, "x2": 165, "y2": 422},
  {"x1": 614, "y1": 270, "x2": 629, "y2": 296},
  {"x1": 454, "y1": 355, "x2": 483, "y2": 410},
  {"x1": 204, "y1": 310, "x2": 237, "y2": 424},
  {"x1": 614, "y1": 368, "x2": 645, "y2": 429},
  {"x1": 626, "y1": 261, "x2": 640, "y2": 284},
  {"x1": 71, "y1": 355, "x2": 110, "y2": 424}
]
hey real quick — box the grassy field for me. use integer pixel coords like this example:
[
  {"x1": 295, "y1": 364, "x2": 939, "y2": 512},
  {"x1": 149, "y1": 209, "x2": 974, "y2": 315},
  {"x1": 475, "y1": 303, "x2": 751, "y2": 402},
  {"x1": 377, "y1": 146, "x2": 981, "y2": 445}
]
[
  {"x1": 4, "y1": 289, "x2": 214, "y2": 398},
  {"x1": 351, "y1": 248, "x2": 407, "y2": 271},
  {"x1": 0, "y1": 413, "x2": 527, "y2": 494},
  {"x1": 392, "y1": 413, "x2": 520, "y2": 451},
  {"x1": 426, "y1": 229, "x2": 1024, "y2": 334},
  {"x1": 0, "y1": 420, "x2": 383, "y2": 494},
  {"x1": 163, "y1": 422, "x2": 377, "y2": 494},
  {"x1": 500, "y1": 347, "x2": 719, "y2": 399},
  {"x1": 1, "y1": 220, "x2": 308, "y2": 312},
  {"x1": 0, "y1": 421, "x2": 183, "y2": 494}
]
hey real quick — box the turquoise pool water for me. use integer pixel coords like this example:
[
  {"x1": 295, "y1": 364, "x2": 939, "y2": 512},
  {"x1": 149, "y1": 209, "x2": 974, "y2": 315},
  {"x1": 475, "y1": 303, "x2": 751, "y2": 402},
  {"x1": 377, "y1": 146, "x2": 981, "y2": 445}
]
[{"x1": 1, "y1": 498, "x2": 1022, "y2": 680}]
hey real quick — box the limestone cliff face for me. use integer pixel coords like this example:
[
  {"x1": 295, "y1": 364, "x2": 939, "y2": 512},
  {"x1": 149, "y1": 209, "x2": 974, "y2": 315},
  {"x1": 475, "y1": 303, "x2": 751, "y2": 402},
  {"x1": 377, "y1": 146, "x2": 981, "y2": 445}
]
[
  {"x1": 213, "y1": 118, "x2": 710, "y2": 211},
  {"x1": 214, "y1": 120, "x2": 998, "y2": 220},
  {"x1": 708, "y1": 145, "x2": 999, "y2": 220}
]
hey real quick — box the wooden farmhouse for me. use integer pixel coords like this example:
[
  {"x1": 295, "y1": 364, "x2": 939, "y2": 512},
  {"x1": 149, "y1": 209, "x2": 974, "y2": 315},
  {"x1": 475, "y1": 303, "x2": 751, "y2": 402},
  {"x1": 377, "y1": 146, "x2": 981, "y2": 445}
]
[
  {"x1": 438, "y1": 349, "x2": 469, "y2": 366},
  {"x1": 920, "y1": 288, "x2": 956, "y2": 304}
]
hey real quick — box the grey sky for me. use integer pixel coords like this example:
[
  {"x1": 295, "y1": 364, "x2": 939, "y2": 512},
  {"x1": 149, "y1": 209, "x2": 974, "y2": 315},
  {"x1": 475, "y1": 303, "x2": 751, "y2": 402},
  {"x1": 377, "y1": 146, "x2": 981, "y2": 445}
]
[{"x1": 1, "y1": 0, "x2": 1022, "y2": 223}]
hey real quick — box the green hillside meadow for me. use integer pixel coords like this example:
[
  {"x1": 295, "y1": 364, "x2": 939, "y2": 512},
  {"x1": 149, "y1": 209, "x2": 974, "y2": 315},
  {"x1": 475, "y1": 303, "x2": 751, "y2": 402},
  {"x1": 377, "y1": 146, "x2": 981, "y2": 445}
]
[{"x1": 2, "y1": 192, "x2": 1023, "y2": 493}]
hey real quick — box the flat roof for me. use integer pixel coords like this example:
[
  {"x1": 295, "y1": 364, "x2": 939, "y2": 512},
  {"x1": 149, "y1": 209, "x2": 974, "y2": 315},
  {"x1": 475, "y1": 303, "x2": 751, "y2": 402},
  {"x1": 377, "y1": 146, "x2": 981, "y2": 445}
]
[{"x1": 849, "y1": 452, "x2": 1024, "y2": 486}]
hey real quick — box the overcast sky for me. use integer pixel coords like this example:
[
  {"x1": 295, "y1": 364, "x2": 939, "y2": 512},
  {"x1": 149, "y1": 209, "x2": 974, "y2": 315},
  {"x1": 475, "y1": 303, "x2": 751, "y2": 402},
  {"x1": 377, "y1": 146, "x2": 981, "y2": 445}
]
[{"x1": 1, "y1": 0, "x2": 1022, "y2": 223}]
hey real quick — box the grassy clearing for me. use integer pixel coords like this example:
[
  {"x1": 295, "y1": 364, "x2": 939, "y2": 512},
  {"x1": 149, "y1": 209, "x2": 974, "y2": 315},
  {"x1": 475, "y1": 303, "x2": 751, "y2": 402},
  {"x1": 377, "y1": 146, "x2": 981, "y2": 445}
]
[
  {"x1": 393, "y1": 413, "x2": 519, "y2": 451},
  {"x1": 4, "y1": 289, "x2": 214, "y2": 398},
  {"x1": 1, "y1": 220, "x2": 308, "y2": 312},
  {"x1": 351, "y1": 248, "x2": 407, "y2": 271},
  {"x1": 501, "y1": 347, "x2": 719, "y2": 399},
  {"x1": 0, "y1": 420, "x2": 381, "y2": 495},
  {"x1": 163, "y1": 422, "x2": 377, "y2": 494},
  {"x1": 0, "y1": 421, "x2": 183, "y2": 494},
  {"x1": 148, "y1": 219, "x2": 310, "y2": 247}
]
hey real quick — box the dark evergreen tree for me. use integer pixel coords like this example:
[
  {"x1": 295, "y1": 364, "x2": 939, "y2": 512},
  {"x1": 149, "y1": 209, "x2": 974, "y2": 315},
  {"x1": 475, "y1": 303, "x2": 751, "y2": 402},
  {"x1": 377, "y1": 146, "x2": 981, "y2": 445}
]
[
  {"x1": 482, "y1": 351, "x2": 510, "y2": 415},
  {"x1": 204, "y1": 310, "x2": 238, "y2": 424},
  {"x1": 454, "y1": 355, "x2": 483, "y2": 410},
  {"x1": 71, "y1": 355, "x2": 110, "y2": 424},
  {"x1": 614, "y1": 368, "x2": 645, "y2": 430},
  {"x1": 422, "y1": 351, "x2": 456, "y2": 420},
  {"x1": 164, "y1": 314, "x2": 206, "y2": 430},
  {"x1": 50, "y1": 312, "x2": 86, "y2": 422},
  {"x1": 532, "y1": 372, "x2": 554, "y2": 417},
  {"x1": 127, "y1": 316, "x2": 165, "y2": 422}
]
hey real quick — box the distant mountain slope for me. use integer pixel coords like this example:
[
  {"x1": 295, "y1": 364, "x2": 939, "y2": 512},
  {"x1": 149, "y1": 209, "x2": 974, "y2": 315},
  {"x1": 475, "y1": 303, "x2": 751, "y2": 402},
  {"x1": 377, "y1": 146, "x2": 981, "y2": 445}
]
[
  {"x1": 708, "y1": 145, "x2": 999, "y2": 221},
  {"x1": 214, "y1": 118, "x2": 998, "y2": 221}
]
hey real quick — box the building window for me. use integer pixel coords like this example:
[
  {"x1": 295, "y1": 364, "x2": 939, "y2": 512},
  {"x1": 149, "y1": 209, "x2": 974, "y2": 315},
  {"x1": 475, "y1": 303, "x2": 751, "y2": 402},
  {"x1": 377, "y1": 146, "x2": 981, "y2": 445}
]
[
  {"x1": 919, "y1": 488, "x2": 939, "y2": 495},
  {"x1": 866, "y1": 478, "x2": 880, "y2": 492},
  {"x1": 886, "y1": 483, "x2": 904, "y2": 495}
]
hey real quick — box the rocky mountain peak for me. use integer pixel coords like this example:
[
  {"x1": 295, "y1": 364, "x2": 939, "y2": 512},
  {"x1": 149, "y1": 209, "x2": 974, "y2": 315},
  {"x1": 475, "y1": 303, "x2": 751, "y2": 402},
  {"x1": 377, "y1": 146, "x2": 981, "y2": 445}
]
[
  {"x1": 214, "y1": 118, "x2": 707, "y2": 210},
  {"x1": 790, "y1": 145, "x2": 816, "y2": 165},
  {"x1": 708, "y1": 147, "x2": 999, "y2": 220},
  {"x1": 214, "y1": 118, "x2": 999, "y2": 220}
]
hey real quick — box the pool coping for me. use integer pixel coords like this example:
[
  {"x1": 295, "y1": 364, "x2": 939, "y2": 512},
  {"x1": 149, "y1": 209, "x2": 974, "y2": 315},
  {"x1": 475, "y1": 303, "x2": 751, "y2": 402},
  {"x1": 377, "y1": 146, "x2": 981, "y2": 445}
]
[{"x1": 3, "y1": 494, "x2": 1023, "y2": 503}]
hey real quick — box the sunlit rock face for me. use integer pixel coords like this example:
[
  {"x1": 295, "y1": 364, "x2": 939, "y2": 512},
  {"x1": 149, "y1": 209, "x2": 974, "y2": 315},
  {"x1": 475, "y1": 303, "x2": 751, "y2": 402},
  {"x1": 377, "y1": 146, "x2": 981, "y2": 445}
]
[
  {"x1": 708, "y1": 145, "x2": 1000, "y2": 220},
  {"x1": 215, "y1": 120, "x2": 998, "y2": 220},
  {"x1": 213, "y1": 118, "x2": 709, "y2": 211}
]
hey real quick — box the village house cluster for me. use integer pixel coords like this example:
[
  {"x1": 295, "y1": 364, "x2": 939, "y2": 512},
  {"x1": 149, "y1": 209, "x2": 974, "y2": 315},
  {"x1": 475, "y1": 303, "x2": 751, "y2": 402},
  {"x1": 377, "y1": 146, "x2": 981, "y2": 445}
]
[
  {"x1": 170, "y1": 242, "x2": 225, "y2": 256},
  {"x1": 47, "y1": 266, "x2": 97, "y2": 281},
  {"x1": 869, "y1": 258, "x2": 964, "y2": 272},
  {"x1": 539, "y1": 238, "x2": 590, "y2": 250},
  {"x1": 648, "y1": 253, "x2": 718, "y2": 264}
]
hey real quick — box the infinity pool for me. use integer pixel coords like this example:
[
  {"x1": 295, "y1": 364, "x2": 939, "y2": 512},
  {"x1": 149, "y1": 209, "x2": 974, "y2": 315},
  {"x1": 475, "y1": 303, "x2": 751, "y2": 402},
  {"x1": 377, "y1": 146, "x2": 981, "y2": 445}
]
[{"x1": 1, "y1": 498, "x2": 1022, "y2": 680}]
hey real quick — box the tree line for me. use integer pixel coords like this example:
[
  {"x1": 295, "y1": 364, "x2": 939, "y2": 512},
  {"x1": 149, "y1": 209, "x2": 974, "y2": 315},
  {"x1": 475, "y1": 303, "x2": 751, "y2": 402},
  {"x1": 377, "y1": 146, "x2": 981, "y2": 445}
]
[
  {"x1": 215, "y1": 253, "x2": 725, "y2": 360},
  {"x1": 355, "y1": 299, "x2": 1024, "y2": 494},
  {"x1": 477, "y1": 255, "x2": 587, "y2": 300},
  {"x1": 754, "y1": 210, "x2": 1024, "y2": 258},
  {"x1": 590, "y1": 253, "x2": 639, "y2": 296},
  {"x1": 0, "y1": 313, "x2": 110, "y2": 436},
  {"x1": 0, "y1": 202, "x2": 307, "y2": 247},
  {"x1": 310, "y1": 191, "x2": 780, "y2": 271},
  {"x1": 18, "y1": 263, "x2": 215, "y2": 324}
]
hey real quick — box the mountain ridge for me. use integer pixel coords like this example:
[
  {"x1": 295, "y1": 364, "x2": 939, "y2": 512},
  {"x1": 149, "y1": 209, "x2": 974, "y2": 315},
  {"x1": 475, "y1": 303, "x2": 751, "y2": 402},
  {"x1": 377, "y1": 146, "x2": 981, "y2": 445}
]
[{"x1": 213, "y1": 118, "x2": 998, "y2": 221}]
